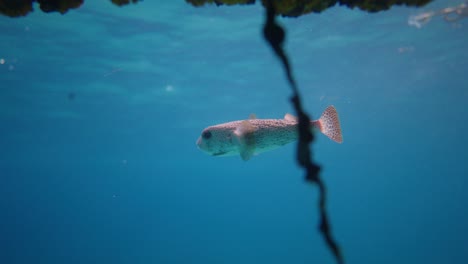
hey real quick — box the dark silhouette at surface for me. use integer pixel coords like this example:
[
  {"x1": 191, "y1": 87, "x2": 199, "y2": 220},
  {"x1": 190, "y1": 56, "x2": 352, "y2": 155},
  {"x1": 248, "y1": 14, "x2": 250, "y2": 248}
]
[
  {"x1": 0, "y1": 0, "x2": 140, "y2": 17},
  {"x1": 0, "y1": 0, "x2": 83, "y2": 16},
  {"x1": 1, "y1": 0, "x2": 431, "y2": 18},
  {"x1": 111, "y1": 0, "x2": 141, "y2": 7},
  {"x1": 187, "y1": 0, "x2": 432, "y2": 17}
]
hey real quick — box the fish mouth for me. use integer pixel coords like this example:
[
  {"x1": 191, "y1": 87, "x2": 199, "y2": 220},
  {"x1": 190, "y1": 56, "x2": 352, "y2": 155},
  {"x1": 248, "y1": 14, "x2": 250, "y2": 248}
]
[
  {"x1": 196, "y1": 137, "x2": 226, "y2": 156},
  {"x1": 196, "y1": 137, "x2": 210, "y2": 154}
]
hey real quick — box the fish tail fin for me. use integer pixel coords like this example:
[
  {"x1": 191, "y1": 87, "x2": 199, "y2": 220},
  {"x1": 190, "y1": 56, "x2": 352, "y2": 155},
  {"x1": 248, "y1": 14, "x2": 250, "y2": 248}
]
[{"x1": 312, "y1": 105, "x2": 343, "y2": 143}]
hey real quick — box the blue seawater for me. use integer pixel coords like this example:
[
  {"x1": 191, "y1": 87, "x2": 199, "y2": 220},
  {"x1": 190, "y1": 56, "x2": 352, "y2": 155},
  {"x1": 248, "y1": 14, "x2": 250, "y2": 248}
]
[{"x1": 1, "y1": 1, "x2": 467, "y2": 264}]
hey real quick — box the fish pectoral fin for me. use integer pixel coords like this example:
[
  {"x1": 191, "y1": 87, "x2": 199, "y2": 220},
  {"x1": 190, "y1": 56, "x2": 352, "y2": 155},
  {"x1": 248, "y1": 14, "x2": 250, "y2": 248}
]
[
  {"x1": 234, "y1": 120, "x2": 256, "y2": 161},
  {"x1": 239, "y1": 147, "x2": 254, "y2": 161},
  {"x1": 238, "y1": 135, "x2": 255, "y2": 161},
  {"x1": 284, "y1": 113, "x2": 297, "y2": 122}
]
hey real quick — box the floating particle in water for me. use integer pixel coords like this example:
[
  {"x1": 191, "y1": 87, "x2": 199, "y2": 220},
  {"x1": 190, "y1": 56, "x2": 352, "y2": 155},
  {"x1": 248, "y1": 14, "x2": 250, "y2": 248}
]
[
  {"x1": 0, "y1": 58, "x2": 4, "y2": 64},
  {"x1": 103, "y1": 67, "x2": 121, "y2": 77},
  {"x1": 165, "y1": 85, "x2": 174, "y2": 92},
  {"x1": 68, "y1": 92, "x2": 76, "y2": 101},
  {"x1": 398, "y1": 46, "x2": 415, "y2": 53},
  {"x1": 8, "y1": 65, "x2": 14, "y2": 71}
]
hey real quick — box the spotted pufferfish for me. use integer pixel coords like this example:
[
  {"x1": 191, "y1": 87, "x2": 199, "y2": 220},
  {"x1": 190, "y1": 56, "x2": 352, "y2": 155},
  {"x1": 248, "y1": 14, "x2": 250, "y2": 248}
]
[{"x1": 196, "y1": 105, "x2": 343, "y2": 161}]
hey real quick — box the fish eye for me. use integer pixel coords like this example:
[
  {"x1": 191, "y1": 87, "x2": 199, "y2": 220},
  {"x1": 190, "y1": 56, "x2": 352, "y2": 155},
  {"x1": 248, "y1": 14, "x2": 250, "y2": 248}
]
[{"x1": 202, "y1": 131, "x2": 212, "y2": 139}]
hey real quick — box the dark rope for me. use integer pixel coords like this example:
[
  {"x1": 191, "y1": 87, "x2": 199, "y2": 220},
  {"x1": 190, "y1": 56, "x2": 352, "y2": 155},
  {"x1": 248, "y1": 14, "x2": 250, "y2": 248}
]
[{"x1": 262, "y1": 1, "x2": 344, "y2": 263}]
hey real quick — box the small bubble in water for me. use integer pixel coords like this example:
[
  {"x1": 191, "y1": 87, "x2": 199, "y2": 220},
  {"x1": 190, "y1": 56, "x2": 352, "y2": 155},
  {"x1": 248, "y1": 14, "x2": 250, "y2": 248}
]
[{"x1": 165, "y1": 85, "x2": 174, "y2": 92}]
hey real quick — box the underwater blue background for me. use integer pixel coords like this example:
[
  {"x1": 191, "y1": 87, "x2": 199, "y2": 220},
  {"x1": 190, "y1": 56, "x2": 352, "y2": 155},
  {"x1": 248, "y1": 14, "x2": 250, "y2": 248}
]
[{"x1": 1, "y1": 1, "x2": 467, "y2": 263}]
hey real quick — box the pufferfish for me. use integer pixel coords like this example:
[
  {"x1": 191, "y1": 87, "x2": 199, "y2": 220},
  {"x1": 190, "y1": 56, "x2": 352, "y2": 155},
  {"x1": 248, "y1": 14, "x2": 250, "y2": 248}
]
[{"x1": 196, "y1": 105, "x2": 343, "y2": 161}]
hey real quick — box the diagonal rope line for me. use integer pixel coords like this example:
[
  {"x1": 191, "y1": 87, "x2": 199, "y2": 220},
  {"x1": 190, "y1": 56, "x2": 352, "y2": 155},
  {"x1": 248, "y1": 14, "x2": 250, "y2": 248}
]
[{"x1": 262, "y1": 1, "x2": 344, "y2": 263}]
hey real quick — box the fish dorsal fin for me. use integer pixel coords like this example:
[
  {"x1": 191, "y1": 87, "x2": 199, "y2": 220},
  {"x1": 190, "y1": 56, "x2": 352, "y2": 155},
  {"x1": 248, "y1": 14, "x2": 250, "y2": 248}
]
[
  {"x1": 249, "y1": 113, "x2": 257, "y2": 119},
  {"x1": 234, "y1": 120, "x2": 256, "y2": 161},
  {"x1": 284, "y1": 113, "x2": 297, "y2": 122}
]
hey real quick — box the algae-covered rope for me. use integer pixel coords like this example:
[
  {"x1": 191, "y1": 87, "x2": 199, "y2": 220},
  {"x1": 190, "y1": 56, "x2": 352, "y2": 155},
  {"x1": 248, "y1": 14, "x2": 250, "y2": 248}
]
[{"x1": 262, "y1": 1, "x2": 344, "y2": 263}]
